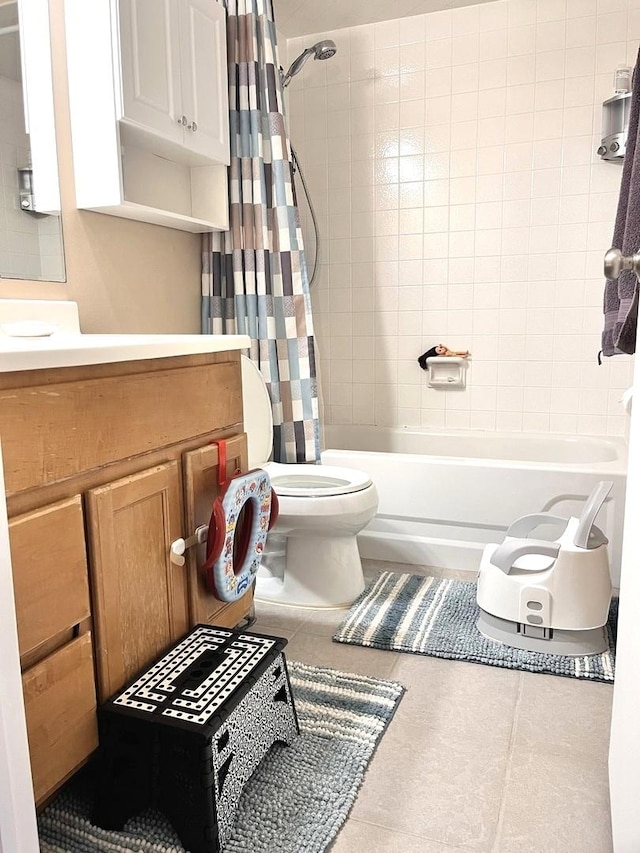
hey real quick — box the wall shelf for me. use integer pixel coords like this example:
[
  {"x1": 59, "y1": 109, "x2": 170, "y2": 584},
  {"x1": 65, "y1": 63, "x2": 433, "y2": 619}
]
[{"x1": 426, "y1": 357, "x2": 468, "y2": 388}]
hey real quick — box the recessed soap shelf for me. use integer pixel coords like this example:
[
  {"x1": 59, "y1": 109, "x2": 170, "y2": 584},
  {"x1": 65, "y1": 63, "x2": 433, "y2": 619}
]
[{"x1": 426, "y1": 357, "x2": 468, "y2": 388}]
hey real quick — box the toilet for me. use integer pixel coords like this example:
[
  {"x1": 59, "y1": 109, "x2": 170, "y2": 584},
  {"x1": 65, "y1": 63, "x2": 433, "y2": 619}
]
[{"x1": 241, "y1": 356, "x2": 378, "y2": 608}]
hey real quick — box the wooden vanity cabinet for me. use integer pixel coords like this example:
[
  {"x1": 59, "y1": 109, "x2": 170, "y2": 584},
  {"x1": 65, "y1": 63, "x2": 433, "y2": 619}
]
[{"x1": 1, "y1": 350, "x2": 251, "y2": 804}]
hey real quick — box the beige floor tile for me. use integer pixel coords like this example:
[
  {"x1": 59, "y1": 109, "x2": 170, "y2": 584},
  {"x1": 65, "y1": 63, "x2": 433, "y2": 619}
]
[
  {"x1": 350, "y1": 706, "x2": 510, "y2": 851},
  {"x1": 249, "y1": 622, "x2": 298, "y2": 641},
  {"x1": 389, "y1": 655, "x2": 521, "y2": 741},
  {"x1": 284, "y1": 631, "x2": 401, "y2": 679},
  {"x1": 297, "y1": 604, "x2": 354, "y2": 636},
  {"x1": 252, "y1": 599, "x2": 310, "y2": 634},
  {"x1": 253, "y1": 604, "x2": 351, "y2": 640},
  {"x1": 496, "y1": 748, "x2": 613, "y2": 853},
  {"x1": 330, "y1": 819, "x2": 469, "y2": 852},
  {"x1": 513, "y1": 672, "x2": 613, "y2": 764}
]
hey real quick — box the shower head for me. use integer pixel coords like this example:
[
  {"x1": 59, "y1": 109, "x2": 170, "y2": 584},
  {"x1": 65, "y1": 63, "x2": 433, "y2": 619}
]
[
  {"x1": 281, "y1": 39, "x2": 337, "y2": 88},
  {"x1": 314, "y1": 39, "x2": 337, "y2": 60}
]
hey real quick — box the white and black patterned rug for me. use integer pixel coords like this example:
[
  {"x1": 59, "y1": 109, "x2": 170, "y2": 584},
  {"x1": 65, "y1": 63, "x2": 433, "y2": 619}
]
[
  {"x1": 38, "y1": 661, "x2": 403, "y2": 853},
  {"x1": 334, "y1": 572, "x2": 617, "y2": 683}
]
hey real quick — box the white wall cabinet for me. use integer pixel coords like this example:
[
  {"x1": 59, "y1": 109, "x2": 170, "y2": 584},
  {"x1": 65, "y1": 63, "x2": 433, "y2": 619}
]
[
  {"x1": 178, "y1": 0, "x2": 230, "y2": 163},
  {"x1": 118, "y1": 0, "x2": 229, "y2": 164},
  {"x1": 118, "y1": 0, "x2": 183, "y2": 147},
  {"x1": 65, "y1": 0, "x2": 230, "y2": 233}
]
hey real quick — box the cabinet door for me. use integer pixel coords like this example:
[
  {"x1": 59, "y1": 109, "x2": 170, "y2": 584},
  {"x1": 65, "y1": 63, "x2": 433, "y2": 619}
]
[
  {"x1": 179, "y1": 0, "x2": 230, "y2": 163},
  {"x1": 118, "y1": 0, "x2": 184, "y2": 144},
  {"x1": 86, "y1": 462, "x2": 188, "y2": 702},
  {"x1": 183, "y1": 434, "x2": 252, "y2": 625}
]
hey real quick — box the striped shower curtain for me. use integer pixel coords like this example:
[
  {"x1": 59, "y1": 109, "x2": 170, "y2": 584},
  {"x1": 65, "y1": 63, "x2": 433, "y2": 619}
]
[{"x1": 202, "y1": 0, "x2": 320, "y2": 464}]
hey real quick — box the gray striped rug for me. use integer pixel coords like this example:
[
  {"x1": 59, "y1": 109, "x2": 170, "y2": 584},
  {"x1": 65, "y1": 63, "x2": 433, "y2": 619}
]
[
  {"x1": 38, "y1": 661, "x2": 403, "y2": 853},
  {"x1": 333, "y1": 572, "x2": 617, "y2": 683}
]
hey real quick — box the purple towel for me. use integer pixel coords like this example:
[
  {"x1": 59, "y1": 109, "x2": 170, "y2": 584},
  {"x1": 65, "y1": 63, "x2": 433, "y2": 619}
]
[{"x1": 602, "y1": 48, "x2": 640, "y2": 357}]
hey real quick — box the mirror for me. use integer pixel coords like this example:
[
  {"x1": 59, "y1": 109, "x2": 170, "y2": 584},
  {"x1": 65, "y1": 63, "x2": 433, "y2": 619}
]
[{"x1": 0, "y1": 0, "x2": 65, "y2": 281}]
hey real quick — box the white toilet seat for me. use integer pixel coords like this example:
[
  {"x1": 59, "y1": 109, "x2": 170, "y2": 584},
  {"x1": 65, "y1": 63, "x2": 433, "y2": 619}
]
[
  {"x1": 240, "y1": 356, "x2": 372, "y2": 496},
  {"x1": 263, "y1": 461, "x2": 371, "y2": 497}
]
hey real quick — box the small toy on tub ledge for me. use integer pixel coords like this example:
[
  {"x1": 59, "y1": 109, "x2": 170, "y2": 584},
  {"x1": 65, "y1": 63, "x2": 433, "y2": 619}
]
[{"x1": 417, "y1": 344, "x2": 470, "y2": 370}]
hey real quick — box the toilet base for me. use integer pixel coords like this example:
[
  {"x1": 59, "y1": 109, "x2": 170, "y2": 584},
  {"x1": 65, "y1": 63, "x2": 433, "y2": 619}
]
[{"x1": 255, "y1": 533, "x2": 365, "y2": 609}]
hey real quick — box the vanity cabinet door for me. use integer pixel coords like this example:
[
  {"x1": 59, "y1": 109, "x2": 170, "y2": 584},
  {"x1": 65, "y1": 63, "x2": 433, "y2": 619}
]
[
  {"x1": 179, "y1": 0, "x2": 229, "y2": 163},
  {"x1": 182, "y1": 433, "x2": 252, "y2": 626},
  {"x1": 118, "y1": 0, "x2": 184, "y2": 143},
  {"x1": 86, "y1": 462, "x2": 188, "y2": 702}
]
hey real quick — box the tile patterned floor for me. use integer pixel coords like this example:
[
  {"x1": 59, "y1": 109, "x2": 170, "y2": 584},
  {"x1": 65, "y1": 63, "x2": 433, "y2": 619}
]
[{"x1": 252, "y1": 560, "x2": 614, "y2": 853}]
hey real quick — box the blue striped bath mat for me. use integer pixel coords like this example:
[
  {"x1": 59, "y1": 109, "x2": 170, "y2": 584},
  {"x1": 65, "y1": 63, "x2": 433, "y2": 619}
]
[
  {"x1": 333, "y1": 572, "x2": 617, "y2": 683},
  {"x1": 38, "y1": 661, "x2": 404, "y2": 853}
]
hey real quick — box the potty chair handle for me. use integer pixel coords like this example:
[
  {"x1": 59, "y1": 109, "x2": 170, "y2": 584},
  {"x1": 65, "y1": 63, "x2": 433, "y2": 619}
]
[{"x1": 573, "y1": 481, "x2": 612, "y2": 550}]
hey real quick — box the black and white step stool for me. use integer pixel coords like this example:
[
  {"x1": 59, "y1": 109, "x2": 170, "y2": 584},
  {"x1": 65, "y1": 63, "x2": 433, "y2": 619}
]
[{"x1": 93, "y1": 625, "x2": 299, "y2": 853}]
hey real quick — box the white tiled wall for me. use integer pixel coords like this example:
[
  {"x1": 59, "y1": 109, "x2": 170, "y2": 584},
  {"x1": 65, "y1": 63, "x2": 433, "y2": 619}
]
[{"x1": 284, "y1": 0, "x2": 640, "y2": 437}]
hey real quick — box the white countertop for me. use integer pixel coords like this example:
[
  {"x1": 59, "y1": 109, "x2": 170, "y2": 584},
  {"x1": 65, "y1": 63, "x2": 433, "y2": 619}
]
[{"x1": 0, "y1": 333, "x2": 251, "y2": 373}]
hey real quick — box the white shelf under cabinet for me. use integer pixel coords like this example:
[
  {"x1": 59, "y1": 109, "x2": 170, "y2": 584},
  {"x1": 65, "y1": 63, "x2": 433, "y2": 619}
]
[
  {"x1": 64, "y1": 0, "x2": 230, "y2": 233},
  {"x1": 89, "y1": 200, "x2": 226, "y2": 234},
  {"x1": 120, "y1": 142, "x2": 228, "y2": 231}
]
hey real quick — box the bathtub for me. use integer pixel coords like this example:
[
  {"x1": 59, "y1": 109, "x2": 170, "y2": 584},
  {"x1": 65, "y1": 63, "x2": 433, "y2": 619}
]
[{"x1": 321, "y1": 426, "x2": 628, "y2": 586}]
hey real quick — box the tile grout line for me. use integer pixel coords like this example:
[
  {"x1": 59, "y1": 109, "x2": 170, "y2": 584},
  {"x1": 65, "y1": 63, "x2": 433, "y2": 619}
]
[
  {"x1": 338, "y1": 816, "x2": 468, "y2": 851},
  {"x1": 490, "y1": 671, "x2": 525, "y2": 853}
]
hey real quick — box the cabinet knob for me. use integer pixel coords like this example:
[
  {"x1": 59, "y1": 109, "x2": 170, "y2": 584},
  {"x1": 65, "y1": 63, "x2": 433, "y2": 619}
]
[
  {"x1": 187, "y1": 120, "x2": 198, "y2": 132},
  {"x1": 177, "y1": 115, "x2": 188, "y2": 126}
]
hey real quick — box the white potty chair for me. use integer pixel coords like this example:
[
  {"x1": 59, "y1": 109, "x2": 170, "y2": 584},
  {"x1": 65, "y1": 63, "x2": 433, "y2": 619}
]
[
  {"x1": 241, "y1": 356, "x2": 378, "y2": 609},
  {"x1": 477, "y1": 482, "x2": 613, "y2": 656}
]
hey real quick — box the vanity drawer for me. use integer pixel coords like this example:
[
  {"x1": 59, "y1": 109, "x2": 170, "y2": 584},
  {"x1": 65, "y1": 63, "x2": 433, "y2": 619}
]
[
  {"x1": 9, "y1": 496, "x2": 90, "y2": 659},
  {"x1": 1, "y1": 355, "x2": 243, "y2": 495},
  {"x1": 22, "y1": 632, "x2": 98, "y2": 805}
]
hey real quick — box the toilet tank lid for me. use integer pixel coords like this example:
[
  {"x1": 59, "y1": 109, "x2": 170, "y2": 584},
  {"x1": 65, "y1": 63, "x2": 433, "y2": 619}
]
[{"x1": 241, "y1": 355, "x2": 273, "y2": 468}]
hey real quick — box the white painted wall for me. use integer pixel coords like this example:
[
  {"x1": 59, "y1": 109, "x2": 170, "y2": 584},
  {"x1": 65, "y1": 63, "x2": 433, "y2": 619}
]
[{"x1": 0, "y1": 446, "x2": 38, "y2": 853}]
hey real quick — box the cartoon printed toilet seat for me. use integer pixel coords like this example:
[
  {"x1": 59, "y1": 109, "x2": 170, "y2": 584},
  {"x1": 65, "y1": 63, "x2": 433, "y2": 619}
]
[{"x1": 202, "y1": 467, "x2": 278, "y2": 602}]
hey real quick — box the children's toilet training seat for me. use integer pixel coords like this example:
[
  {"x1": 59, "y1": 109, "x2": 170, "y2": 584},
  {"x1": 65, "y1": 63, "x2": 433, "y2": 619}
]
[{"x1": 476, "y1": 481, "x2": 613, "y2": 656}]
